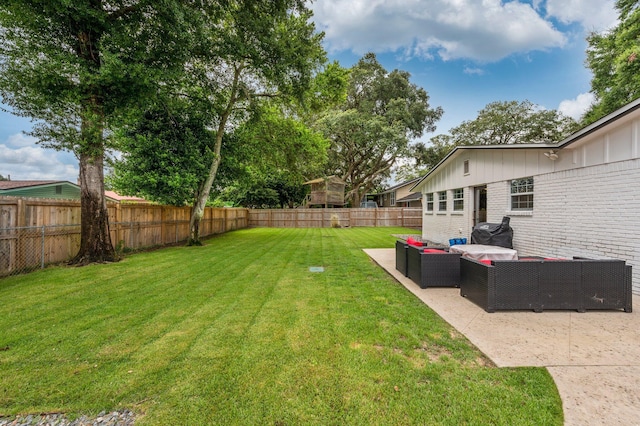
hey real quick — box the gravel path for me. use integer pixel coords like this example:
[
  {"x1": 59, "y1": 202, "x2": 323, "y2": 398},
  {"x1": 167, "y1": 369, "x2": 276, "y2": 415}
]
[{"x1": 0, "y1": 410, "x2": 136, "y2": 426}]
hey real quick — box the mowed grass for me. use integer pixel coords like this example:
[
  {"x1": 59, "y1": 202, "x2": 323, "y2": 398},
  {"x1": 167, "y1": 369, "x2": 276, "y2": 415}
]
[{"x1": 0, "y1": 227, "x2": 562, "y2": 425}]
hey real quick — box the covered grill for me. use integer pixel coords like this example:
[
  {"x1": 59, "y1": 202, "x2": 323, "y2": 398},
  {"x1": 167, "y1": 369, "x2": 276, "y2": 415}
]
[{"x1": 471, "y1": 216, "x2": 513, "y2": 248}]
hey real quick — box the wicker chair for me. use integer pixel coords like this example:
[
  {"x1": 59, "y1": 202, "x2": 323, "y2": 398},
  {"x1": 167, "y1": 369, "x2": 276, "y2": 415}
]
[{"x1": 404, "y1": 244, "x2": 461, "y2": 288}]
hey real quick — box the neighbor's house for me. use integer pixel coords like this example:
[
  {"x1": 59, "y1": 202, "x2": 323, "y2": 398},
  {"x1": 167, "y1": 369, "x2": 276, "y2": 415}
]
[
  {"x1": 0, "y1": 180, "x2": 146, "y2": 203},
  {"x1": 0, "y1": 180, "x2": 84, "y2": 199},
  {"x1": 373, "y1": 177, "x2": 422, "y2": 207},
  {"x1": 412, "y1": 97, "x2": 640, "y2": 295}
]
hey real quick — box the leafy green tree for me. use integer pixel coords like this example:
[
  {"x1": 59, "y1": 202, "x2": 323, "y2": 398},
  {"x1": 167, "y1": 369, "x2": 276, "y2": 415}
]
[
  {"x1": 317, "y1": 53, "x2": 443, "y2": 206},
  {"x1": 108, "y1": 96, "x2": 215, "y2": 206},
  {"x1": 395, "y1": 134, "x2": 453, "y2": 182},
  {"x1": 222, "y1": 172, "x2": 308, "y2": 209},
  {"x1": 182, "y1": 1, "x2": 326, "y2": 244},
  {"x1": 447, "y1": 100, "x2": 578, "y2": 146},
  {"x1": 584, "y1": 0, "x2": 640, "y2": 123},
  {"x1": 0, "y1": 1, "x2": 204, "y2": 264}
]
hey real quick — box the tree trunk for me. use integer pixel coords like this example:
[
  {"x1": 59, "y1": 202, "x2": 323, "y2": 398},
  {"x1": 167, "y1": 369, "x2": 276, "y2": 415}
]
[
  {"x1": 68, "y1": 21, "x2": 116, "y2": 264},
  {"x1": 187, "y1": 150, "x2": 220, "y2": 245},
  {"x1": 187, "y1": 64, "x2": 243, "y2": 245},
  {"x1": 70, "y1": 151, "x2": 116, "y2": 264}
]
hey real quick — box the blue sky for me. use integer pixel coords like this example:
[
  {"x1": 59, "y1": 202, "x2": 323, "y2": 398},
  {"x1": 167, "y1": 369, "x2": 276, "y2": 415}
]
[{"x1": 0, "y1": 0, "x2": 619, "y2": 182}]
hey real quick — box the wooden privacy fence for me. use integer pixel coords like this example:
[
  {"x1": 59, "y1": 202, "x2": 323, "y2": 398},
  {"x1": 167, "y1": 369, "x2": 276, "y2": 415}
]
[
  {"x1": 0, "y1": 197, "x2": 248, "y2": 276},
  {"x1": 248, "y1": 207, "x2": 422, "y2": 229}
]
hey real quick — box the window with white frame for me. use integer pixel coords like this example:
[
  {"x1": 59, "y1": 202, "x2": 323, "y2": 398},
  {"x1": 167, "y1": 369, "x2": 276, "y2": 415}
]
[
  {"x1": 425, "y1": 193, "x2": 434, "y2": 212},
  {"x1": 390, "y1": 191, "x2": 396, "y2": 206},
  {"x1": 510, "y1": 177, "x2": 534, "y2": 210},
  {"x1": 438, "y1": 191, "x2": 447, "y2": 211},
  {"x1": 453, "y1": 188, "x2": 464, "y2": 211}
]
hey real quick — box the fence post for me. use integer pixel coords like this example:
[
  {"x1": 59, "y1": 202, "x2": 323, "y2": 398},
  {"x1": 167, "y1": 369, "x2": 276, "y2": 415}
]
[
  {"x1": 114, "y1": 203, "x2": 122, "y2": 248},
  {"x1": 41, "y1": 225, "x2": 45, "y2": 269}
]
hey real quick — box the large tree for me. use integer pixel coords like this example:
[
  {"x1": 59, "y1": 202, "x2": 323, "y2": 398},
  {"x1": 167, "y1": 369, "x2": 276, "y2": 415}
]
[
  {"x1": 108, "y1": 95, "x2": 216, "y2": 206},
  {"x1": 181, "y1": 0, "x2": 325, "y2": 244},
  {"x1": 317, "y1": 53, "x2": 443, "y2": 206},
  {"x1": 0, "y1": 1, "x2": 203, "y2": 264},
  {"x1": 398, "y1": 100, "x2": 579, "y2": 180},
  {"x1": 584, "y1": 0, "x2": 640, "y2": 123},
  {"x1": 110, "y1": 101, "x2": 328, "y2": 209},
  {"x1": 446, "y1": 100, "x2": 578, "y2": 146},
  {"x1": 222, "y1": 104, "x2": 328, "y2": 208}
]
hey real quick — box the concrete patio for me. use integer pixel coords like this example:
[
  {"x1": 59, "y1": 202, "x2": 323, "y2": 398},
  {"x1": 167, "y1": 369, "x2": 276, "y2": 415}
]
[{"x1": 365, "y1": 248, "x2": 640, "y2": 426}]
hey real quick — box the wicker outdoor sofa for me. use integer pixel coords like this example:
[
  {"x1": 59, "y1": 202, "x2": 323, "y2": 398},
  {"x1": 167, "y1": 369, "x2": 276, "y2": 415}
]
[
  {"x1": 460, "y1": 256, "x2": 633, "y2": 313},
  {"x1": 395, "y1": 240, "x2": 461, "y2": 288}
]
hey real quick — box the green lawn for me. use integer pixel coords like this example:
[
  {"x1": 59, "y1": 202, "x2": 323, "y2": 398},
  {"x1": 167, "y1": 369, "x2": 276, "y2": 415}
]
[{"x1": 0, "y1": 227, "x2": 562, "y2": 425}]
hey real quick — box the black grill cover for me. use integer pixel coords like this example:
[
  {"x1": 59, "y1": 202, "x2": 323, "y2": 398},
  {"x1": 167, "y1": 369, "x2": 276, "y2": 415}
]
[{"x1": 471, "y1": 216, "x2": 513, "y2": 248}]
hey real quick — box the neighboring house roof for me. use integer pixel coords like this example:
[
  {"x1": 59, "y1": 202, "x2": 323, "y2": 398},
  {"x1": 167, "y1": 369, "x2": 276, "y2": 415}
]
[
  {"x1": 104, "y1": 191, "x2": 148, "y2": 203},
  {"x1": 0, "y1": 180, "x2": 118, "y2": 202},
  {"x1": 0, "y1": 180, "x2": 63, "y2": 190},
  {"x1": 376, "y1": 177, "x2": 422, "y2": 195},
  {"x1": 411, "y1": 97, "x2": 640, "y2": 192},
  {"x1": 0, "y1": 180, "x2": 82, "y2": 200},
  {"x1": 396, "y1": 192, "x2": 422, "y2": 203}
]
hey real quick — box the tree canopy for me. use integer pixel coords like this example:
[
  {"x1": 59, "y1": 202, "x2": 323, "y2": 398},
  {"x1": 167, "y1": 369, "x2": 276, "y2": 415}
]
[
  {"x1": 0, "y1": 1, "x2": 207, "y2": 263},
  {"x1": 584, "y1": 0, "x2": 640, "y2": 123},
  {"x1": 108, "y1": 95, "x2": 216, "y2": 206},
  {"x1": 108, "y1": 1, "x2": 327, "y2": 229},
  {"x1": 175, "y1": 0, "x2": 326, "y2": 243},
  {"x1": 317, "y1": 53, "x2": 442, "y2": 206},
  {"x1": 1, "y1": 0, "x2": 327, "y2": 250}
]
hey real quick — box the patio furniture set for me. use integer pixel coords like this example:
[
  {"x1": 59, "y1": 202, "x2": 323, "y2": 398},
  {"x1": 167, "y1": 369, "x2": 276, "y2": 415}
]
[{"x1": 395, "y1": 230, "x2": 632, "y2": 313}]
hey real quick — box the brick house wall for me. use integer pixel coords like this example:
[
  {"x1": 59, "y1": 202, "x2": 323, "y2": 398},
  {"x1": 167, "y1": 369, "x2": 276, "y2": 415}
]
[{"x1": 414, "y1": 99, "x2": 640, "y2": 295}]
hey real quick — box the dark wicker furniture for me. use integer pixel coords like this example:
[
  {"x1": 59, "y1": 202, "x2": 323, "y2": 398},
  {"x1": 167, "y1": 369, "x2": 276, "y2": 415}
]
[
  {"x1": 403, "y1": 244, "x2": 461, "y2": 288},
  {"x1": 460, "y1": 257, "x2": 632, "y2": 313},
  {"x1": 395, "y1": 240, "x2": 409, "y2": 277}
]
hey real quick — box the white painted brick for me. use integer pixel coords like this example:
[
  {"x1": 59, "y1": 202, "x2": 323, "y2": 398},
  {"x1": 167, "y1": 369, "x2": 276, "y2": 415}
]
[{"x1": 422, "y1": 158, "x2": 640, "y2": 294}]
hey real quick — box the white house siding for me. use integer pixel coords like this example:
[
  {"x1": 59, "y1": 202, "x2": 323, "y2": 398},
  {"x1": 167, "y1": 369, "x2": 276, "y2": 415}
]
[
  {"x1": 418, "y1": 108, "x2": 640, "y2": 295},
  {"x1": 420, "y1": 147, "x2": 555, "y2": 243}
]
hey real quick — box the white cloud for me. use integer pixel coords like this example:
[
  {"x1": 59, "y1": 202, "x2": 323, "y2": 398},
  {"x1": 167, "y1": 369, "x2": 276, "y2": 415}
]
[
  {"x1": 463, "y1": 66, "x2": 484, "y2": 75},
  {"x1": 0, "y1": 138, "x2": 78, "y2": 181},
  {"x1": 558, "y1": 92, "x2": 595, "y2": 120},
  {"x1": 544, "y1": 0, "x2": 618, "y2": 32},
  {"x1": 311, "y1": 0, "x2": 567, "y2": 62},
  {"x1": 6, "y1": 133, "x2": 38, "y2": 148}
]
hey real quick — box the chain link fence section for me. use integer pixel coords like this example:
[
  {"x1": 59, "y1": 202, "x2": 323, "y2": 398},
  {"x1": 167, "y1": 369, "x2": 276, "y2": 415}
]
[
  {"x1": 0, "y1": 218, "x2": 217, "y2": 277},
  {"x1": 0, "y1": 224, "x2": 81, "y2": 277}
]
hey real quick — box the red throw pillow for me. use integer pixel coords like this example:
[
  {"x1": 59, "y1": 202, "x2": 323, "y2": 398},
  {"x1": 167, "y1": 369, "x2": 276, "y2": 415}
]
[
  {"x1": 479, "y1": 259, "x2": 492, "y2": 265},
  {"x1": 407, "y1": 237, "x2": 423, "y2": 246},
  {"x1": 423, "y1": 249, "x2": 445, "y2": 254}
]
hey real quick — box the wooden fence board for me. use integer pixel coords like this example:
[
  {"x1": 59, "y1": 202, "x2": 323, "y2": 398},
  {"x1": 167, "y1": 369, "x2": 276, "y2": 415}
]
[
  {"x1": 247, "y1": 208, "x2": 422, "y2": 229},
  {"x1": 1, "y1": 197, "x2": 415, "y2": 277},
  {"x1": 0, "y1": 196, "x2": 249, "y2": 276}
]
